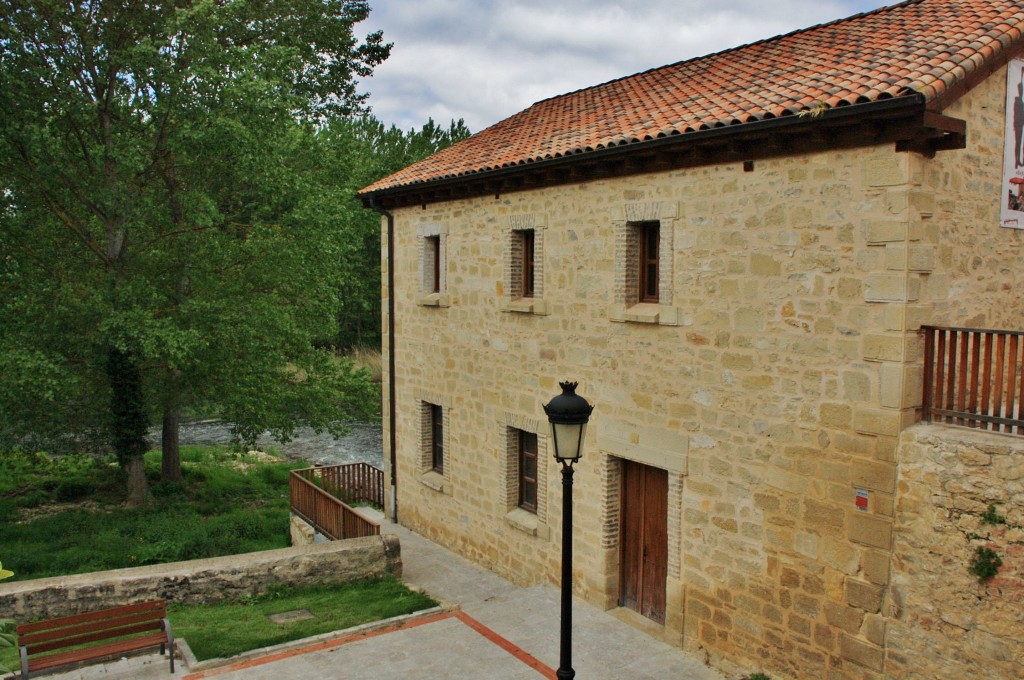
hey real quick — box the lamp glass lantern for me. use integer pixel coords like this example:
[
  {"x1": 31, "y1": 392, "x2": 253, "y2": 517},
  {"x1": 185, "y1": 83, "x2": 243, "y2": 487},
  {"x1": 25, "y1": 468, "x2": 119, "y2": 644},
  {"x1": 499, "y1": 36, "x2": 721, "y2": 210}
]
[{"x1": 543, "y1": 381, "x2": 594, "y2": 462}]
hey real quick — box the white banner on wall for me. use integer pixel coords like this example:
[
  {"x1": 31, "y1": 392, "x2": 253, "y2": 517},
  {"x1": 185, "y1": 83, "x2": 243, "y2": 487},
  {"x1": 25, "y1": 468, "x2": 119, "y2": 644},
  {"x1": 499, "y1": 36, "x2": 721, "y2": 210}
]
[{"x1": 1001, "y1": 58, "x2": 1024, "y2": 229}]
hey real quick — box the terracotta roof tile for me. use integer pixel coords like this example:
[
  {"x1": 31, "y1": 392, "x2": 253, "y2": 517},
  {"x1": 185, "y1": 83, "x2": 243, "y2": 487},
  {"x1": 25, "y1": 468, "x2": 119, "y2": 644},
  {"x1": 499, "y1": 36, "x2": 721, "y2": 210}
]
[{"x1": 361, "y1": 0, "x2": 1024, "y2": 196}]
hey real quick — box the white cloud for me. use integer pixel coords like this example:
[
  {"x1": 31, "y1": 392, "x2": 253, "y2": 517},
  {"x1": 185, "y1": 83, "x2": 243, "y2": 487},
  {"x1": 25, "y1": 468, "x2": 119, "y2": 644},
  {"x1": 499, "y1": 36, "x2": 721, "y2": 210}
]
[{"x1": 359, "y1": 0, "x2": 892, "y2": 133}]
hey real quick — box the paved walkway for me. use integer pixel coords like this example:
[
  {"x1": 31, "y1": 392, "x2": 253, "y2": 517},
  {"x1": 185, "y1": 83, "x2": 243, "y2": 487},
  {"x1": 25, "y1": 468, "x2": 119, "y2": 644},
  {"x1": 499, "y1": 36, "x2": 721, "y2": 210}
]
[{"x1": 26, "y1": 519, "x2": 725, "y2": 680}]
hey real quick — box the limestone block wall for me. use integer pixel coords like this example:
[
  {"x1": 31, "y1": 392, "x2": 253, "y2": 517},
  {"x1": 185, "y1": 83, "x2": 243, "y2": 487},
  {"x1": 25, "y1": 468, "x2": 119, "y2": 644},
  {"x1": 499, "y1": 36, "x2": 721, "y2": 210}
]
[
  {"x1": 888, "y1": 424, "x2": 1024, "y2": 679},
  {"x1": 381, "y1": 65, "x2": 1020, "y2": 680},
  {"x1": 918, "y1": 66, "x2": 1024, "y2": 331},
  {"x1": 0, "y1": 535, "x2": 401, "y2": 620},
  {"x1": 386, "y1": 145, "x2": 915, "y2": 680}
]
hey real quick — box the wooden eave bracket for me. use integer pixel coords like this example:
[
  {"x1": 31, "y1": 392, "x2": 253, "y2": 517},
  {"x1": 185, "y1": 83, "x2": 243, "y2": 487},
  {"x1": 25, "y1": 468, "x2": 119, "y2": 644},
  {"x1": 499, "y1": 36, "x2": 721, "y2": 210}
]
[{"x1": 895, "y1": 111, "x2": 967, "y2": 158}]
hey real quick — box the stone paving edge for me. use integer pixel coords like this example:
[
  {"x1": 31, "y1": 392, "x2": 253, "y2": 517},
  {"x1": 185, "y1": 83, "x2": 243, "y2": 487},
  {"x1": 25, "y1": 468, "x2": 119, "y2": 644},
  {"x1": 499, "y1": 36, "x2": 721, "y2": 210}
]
[{"x1": 181, "y1": 604, "x2": 455, "y2": 674}]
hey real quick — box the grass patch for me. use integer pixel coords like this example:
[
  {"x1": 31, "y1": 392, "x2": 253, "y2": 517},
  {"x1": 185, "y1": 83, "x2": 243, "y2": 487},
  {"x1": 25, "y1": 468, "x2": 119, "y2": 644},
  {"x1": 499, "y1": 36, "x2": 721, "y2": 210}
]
[
  {"x1": 0, "y1": 643, "x2": 15, "y2": 675},
  {"x1": 0, "y1": 579, "x2": 437, "y2": 670},
  {"x1": 348, "y1": 347, "x2": 382, "y2": 383},
  {"x1": 168, "y1": 577, "x2": 437, "y2": 661},
  {"x1": 0, "y1": 446, "x2": 301, "y2": 580}
]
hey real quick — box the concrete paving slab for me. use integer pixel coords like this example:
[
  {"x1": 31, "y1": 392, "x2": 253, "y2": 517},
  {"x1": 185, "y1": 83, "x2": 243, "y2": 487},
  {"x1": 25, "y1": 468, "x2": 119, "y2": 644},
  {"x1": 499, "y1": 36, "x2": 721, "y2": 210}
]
[
  {"x1": 11, "y1": 515, "x2": 726, "y2": 680},
  {"x1": 379, "y1": 519, "x2": 724, "y2": 680},
  {"x1": 182, "y1": 612, "x2": 547, "y2": 680}
]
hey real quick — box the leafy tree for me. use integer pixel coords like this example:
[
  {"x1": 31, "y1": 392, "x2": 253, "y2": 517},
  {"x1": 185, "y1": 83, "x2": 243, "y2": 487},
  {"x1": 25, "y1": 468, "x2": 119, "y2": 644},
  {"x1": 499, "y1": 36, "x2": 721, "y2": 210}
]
[
  {"x1": 322, "y1": 116, "x2": 471, "y2": 349},
  {"x1": 0, "y1": 562, "x2": 13, "y2": 673},
  {"x1": 0, "y1": 1, "x2": 389, "y2": 505}
]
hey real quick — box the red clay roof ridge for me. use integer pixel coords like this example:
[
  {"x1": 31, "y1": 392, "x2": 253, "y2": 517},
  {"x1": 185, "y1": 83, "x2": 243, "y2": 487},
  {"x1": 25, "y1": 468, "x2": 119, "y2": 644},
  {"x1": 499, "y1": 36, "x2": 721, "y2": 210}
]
[
  {"x1": 359, "y1": 0, "x2": 1024, "y2": 198},
  {"x1": 528, "y1": 0, "x2": 909, "y2": 109}
]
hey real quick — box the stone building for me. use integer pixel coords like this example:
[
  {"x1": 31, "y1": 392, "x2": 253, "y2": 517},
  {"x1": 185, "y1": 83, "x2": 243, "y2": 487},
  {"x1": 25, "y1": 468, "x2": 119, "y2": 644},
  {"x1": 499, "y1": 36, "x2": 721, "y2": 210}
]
[{"x1": 359, "y1": 1, "x2": 1024, "y2": 678}]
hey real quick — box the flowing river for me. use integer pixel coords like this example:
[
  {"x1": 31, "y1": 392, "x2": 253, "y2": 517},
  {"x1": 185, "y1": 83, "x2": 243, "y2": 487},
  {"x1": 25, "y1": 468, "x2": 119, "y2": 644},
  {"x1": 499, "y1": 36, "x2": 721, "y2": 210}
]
[{"x1": 173, "y1": 420, "x2": 384, "y2": 468}]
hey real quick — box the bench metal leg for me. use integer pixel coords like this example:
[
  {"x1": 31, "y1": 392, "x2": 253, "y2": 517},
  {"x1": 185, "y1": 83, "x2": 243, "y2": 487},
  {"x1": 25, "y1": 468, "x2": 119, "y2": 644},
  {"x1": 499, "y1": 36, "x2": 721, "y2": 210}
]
[
  {"x1": 163, "y1": 617, "x2": 175, "y2": 674},
  {"x1": 20, "y1": 645, "x2": 29, "y2": 680}
]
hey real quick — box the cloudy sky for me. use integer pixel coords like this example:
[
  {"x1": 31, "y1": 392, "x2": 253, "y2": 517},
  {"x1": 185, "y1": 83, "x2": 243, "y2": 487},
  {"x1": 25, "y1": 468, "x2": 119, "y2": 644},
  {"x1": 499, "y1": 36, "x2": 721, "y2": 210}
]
[{"x1": 358, "y1": 0, "x2": 893, "y2": 134}]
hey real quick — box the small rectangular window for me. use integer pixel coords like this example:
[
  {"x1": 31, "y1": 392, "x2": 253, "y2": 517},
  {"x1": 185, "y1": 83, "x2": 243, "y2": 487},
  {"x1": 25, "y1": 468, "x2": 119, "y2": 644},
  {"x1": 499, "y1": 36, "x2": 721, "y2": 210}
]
[
  {"x1": 430, "y1": 403, "x2": 444, "y2": 473},
  {"x1": 426, "y1": 235, "x2": 441, "y2": 294},
  {"x1": 638, "y1": 222, "x2": 659, "y2": 303},
  {"x1": 520, "y1": 230, "x2": 535, "y2": 298},
  {"x1": 518, "y1": 430, "x2": 538, "y2": 512}
]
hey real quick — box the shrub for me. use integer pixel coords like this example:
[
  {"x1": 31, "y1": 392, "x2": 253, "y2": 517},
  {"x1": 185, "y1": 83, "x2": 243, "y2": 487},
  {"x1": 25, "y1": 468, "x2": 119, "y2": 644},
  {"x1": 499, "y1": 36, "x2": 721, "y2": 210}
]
[
  {"x1": 54, "y1": 478, "x2": 96, "y2": 502},
  {"x1": 969, "y1": 546, "x2": 1003, "y2": 584},
  {"x1": 0, "y1": 445, "x2": 295, "y2": 580},
  {"x1": 0, "y1": 618, "x2": 15, "y2": 675},
  {"x1": 151, "y1": 480, "x2": 186, "y2": 498},
  {"x1": 981, "y1": 504, "x2": 1007, "y2": 525},
  {"x1": 15, "y1": 490, "x2": 47, "y2": 508},
  {"x1": 0, "y1": 499, "x2": 17, "y2": 522}
]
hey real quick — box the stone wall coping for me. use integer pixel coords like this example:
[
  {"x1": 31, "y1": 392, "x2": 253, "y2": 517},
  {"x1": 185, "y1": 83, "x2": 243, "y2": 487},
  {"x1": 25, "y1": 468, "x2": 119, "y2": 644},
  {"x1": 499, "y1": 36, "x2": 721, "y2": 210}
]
[
  {"x1": 0, "y1": 536, "x2": 393, "y2": 597},
  {"x1": 0, "y1": 535, "x2": 401, "y2": 620},
  {"x1": 902, "y1": 422, "x2": 1024, "y2": 452}
]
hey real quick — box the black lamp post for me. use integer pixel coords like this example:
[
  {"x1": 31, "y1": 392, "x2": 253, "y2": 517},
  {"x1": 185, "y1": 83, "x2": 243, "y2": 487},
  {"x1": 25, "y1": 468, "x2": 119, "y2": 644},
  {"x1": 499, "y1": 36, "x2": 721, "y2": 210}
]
[{"x1": 543, "y1": 381, "x2": 594, "y2": 680}]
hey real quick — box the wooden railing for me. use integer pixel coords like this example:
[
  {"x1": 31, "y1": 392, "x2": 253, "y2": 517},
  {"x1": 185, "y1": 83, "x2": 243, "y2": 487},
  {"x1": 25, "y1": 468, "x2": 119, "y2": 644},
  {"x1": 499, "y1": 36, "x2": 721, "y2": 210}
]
[
  {"x1": 288, "y1": 462, "x2": 383, "y2": 541},
  {"x1": 922, "y1": 326, "x2": 1024, "y2": 434},
  {"x1": 292, "y1": 462, "x2": 384, "y2": 508}
]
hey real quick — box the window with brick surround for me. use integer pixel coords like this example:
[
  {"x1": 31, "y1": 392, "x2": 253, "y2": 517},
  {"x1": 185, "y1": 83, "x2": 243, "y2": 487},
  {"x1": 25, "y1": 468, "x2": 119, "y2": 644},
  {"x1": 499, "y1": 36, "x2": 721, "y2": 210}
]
[
  {"x1": 518, "y1": 430, "x2": 538, "y2": 512},
  {"x1": 425, "y1": 235, "x2": 441, "y2": 294},
  {"x1": 504, "y1": 215, "x2": 546, "y2": 314},
  {"x1": 611, "y1": 202, "x2": 677, "y2": 325},
  {"x1": 502, "y1": 415, "x2": 548, "y2": 533},
  {"x1": 420, "y1": 400, "x2": 449, "y2": 478},
  {"x1": 429, "y1": 403, "x2": 443, "y2": 472},
  {"x1": 417, "y1": 224, "x2": 448, "y2": 304},
  {"x1": 513, "y1": 229, "x2": 535, "y2": 298},
  {"x1": 637, "y1": 221, "x2": 659, "y2": 303}
]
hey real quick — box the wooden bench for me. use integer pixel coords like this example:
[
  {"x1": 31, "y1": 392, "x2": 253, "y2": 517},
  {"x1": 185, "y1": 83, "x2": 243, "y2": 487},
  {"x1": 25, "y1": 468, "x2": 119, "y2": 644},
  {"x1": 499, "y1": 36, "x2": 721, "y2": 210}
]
[{"x1": 16, "y1": 600, "x2": 175, "y2": 679}]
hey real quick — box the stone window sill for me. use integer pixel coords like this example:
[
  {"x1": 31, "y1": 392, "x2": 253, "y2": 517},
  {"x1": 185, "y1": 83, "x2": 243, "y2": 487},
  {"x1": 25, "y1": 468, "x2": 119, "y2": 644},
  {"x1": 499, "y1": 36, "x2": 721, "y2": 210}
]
[
  {"x1": 418, "y1": 293, "x2": 450, "y2": 307},
  {"x1": 502, "y1": 298, "x2": 549, "y2": 315},
  {"x1": 505, "y1": 508, "x2": 549, "y2": 539},
  {"x1": 608, "y1": 303, "x2": 678, "y2": 326},
  {"x1": 419, "y1": 470, "x2": 448, "y2": 494}
]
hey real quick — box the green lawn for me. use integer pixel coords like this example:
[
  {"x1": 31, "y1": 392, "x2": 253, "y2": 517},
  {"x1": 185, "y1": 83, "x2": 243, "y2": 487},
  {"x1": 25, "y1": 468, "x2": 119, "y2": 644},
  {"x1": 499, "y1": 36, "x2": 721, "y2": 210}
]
[
  {"x1": 0, "y1": 579, "x2": 437, "y2": 670},
  {"x1": 0, "y1": 446, "x2": 300, "y2": 580},
  {"x1": 169, "y1": 578, "x2": 437, "y2": 661},
  {"x1": 0, "y1": 447, "x2": 431, "y2": 672}
]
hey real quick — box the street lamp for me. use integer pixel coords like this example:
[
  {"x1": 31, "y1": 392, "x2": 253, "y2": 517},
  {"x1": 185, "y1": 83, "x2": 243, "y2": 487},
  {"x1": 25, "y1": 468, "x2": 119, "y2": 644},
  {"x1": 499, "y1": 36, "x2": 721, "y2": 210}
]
[{"x1": 543, "y1": 381, "x2": 594, "y2": 680}]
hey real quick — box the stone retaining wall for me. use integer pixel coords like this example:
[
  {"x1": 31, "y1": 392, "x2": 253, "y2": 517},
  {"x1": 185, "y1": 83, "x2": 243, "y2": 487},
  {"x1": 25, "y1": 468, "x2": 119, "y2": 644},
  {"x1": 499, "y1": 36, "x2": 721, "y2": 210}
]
[
  {"x1": 887, "y1": 424, "x2": 1024, "y2": 678},
  {"x1": 0, "y1": 535, "x2": 401, "y2": 620}
]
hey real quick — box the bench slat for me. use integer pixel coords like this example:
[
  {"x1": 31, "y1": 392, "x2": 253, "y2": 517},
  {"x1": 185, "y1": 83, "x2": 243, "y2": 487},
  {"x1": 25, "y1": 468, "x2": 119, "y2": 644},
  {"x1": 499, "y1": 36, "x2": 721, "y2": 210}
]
[
  {"x1": 17, "y1": 600, "x2": 166, "y2": 634},
  {"x1": 18, "y1": 610, "x2": 165, "y2": 647},
  {"x1": 17, "y1": 601, "x2": 174, "y2": 679},
  {"x1": 24, "y1": 620, "x2": 166, "y2": 655},
  {"x1": 27, "y1": 632, "x2": 169, "y2": 671}
]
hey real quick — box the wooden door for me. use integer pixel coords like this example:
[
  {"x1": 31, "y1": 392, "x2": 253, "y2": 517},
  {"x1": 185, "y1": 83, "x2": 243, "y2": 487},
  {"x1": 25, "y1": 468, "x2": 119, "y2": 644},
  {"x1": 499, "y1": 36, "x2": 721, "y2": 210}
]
[{"x1": 619, "y1": 460, "x2": 668, "y2": 624}]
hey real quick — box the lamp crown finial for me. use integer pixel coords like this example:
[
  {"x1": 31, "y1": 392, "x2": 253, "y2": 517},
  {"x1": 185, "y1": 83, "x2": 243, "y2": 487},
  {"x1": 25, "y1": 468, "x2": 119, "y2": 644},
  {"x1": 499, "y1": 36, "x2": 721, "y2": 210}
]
[{"x1": 544, "y1": 380, "x2": 594, "y2": 425}]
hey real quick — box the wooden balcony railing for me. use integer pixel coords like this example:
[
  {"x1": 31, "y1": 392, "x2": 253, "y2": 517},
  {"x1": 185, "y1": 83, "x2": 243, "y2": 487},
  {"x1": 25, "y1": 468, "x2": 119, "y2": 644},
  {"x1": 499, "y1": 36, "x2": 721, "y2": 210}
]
[
  {"x1": 293, "y1": 461, "x2": 385, "y2": 509},
  {"x1": 922, "y1": 326, "x2": 1024, "y2": 434},
  {"x1": 288, "y1": 462, "x2": 383, "y2": 541}
]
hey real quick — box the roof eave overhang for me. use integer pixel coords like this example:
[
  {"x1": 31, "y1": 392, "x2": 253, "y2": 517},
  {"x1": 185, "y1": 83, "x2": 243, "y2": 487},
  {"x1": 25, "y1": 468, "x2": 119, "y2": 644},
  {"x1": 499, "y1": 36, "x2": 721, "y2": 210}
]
[{"x1": 359, "y1": 94, "x2": 966, "y2": 210}]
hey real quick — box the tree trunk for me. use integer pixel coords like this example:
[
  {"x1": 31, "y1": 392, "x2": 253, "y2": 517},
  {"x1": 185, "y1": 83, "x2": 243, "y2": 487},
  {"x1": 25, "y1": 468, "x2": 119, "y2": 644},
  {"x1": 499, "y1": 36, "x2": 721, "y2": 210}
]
[
  {"x1": 124, "y1": 453, "x2": 150, "y2": 508},
  {"x1": 161, "y1": 407, "x2": 183, "y2": 483},
  {"x1": 106, "y1": 347, "x2": 151, "y2": 507}
]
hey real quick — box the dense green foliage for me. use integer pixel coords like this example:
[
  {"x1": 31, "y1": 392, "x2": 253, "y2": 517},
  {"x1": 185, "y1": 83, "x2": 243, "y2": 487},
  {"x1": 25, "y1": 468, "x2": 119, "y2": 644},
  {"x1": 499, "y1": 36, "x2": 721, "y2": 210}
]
[
  {"x1": 0, "y1": 447, "x2": 299, "y2": 580},
  {"x1": 0, "y1": 1, "x2": 391, "y2": 502},
  {"x1": 169, "y1": 577, "x2": 437, "y2": 661},
  {"x1": 981, "y1": 504, "x2": 1007, "y2": 525},
  {"x1": 322, "y1": 117, "x2": 471, "y2": 349},
  {"x1": 969, "y1": 545, "x2": 1003, "y2": 584},
  {"x1": 0, "y1": 618, "x2": 13, "y2": 675}
]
